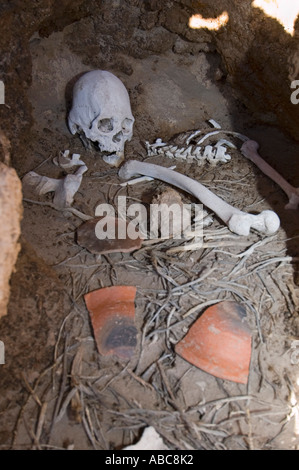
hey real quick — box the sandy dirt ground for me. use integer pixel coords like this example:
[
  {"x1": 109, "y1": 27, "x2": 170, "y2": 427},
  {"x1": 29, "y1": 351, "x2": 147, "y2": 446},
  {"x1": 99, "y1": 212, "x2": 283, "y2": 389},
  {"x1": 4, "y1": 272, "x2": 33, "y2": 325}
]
[{"x1": 0, "y1": 19, "x2": 299, "y2": 450}]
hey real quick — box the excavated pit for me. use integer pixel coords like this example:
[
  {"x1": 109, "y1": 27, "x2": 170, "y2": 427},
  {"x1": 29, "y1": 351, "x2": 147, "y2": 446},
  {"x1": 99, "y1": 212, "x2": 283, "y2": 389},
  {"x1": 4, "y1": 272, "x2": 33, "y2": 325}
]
[{"x1": 0, "y1": 0, "x2": 298, "y2": 450}]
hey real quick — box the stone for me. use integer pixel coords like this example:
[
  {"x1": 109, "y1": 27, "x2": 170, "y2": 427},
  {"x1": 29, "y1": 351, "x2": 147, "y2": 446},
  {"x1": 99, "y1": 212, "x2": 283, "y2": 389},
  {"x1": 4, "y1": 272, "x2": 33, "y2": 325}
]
[{"x1": 0, "y1": 163, "x2": 22, "y2": 318}]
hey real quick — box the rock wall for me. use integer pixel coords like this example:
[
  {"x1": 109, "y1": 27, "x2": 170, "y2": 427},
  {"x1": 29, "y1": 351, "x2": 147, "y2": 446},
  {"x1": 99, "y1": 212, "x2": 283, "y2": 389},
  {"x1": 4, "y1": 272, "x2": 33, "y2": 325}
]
[
  {"x1": 153, "y1": 0, "x2": 299, "y2": 140},
  {"x1": 0, "y1": 161, "x2": 22, "y2": 318},
  {"x1": 188, "y1": 0, "x2": 299, "y2": 140},
  {"x1": 0, "y1": 0, "x2": 91, "y2": 163}
]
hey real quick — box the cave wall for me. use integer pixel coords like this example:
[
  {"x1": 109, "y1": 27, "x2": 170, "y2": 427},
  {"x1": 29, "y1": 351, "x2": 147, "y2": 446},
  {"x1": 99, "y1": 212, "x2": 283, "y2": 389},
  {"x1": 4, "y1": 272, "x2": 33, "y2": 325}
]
[
  {"x1": 0, "y1": 0, "x2": 91, "y2": 163},
  {"x1": 0, "y1": 162, "x2": 22, "y2": 318},
  {"x1": 187, "y1": 0, "x2": 299, "y2": 141}
]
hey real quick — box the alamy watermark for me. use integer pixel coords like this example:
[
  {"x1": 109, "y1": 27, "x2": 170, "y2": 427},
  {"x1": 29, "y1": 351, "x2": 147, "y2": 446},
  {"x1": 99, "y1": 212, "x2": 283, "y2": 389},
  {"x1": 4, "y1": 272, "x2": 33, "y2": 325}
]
[
  {"x1": 0, "y1": 340, "x2": 5, "y2": 364},
  {"x1": 290, "y1": 80, "x2": 299, "y2": 105},
  {"x1": 95, "y1": 196, "x2": 204, "y2": 242},
  {"x1": 0, "y1": 80, "x2": 4, "y2": 105}
]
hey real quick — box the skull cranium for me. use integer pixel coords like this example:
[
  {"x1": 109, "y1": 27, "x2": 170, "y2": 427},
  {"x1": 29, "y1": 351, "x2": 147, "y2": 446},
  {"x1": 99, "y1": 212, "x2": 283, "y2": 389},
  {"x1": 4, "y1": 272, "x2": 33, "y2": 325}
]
[{"x1": 68, "y1": 70, "x2": 134, "y2": 166}]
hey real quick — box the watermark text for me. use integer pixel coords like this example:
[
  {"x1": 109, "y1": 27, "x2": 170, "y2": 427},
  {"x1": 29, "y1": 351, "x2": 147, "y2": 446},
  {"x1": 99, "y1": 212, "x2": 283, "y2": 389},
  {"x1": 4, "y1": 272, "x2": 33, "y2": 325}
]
[
  {"x1": 0, "y1": 80, "x2": 4, "y2": 105},
  {"x1": 291, "y1": 80, "x2": 299, "y2": 105},
  {"x1": 95, "y1": 197, "x2": 204, "y2": 242},
  {"x1": 0, "y1": 340, "x2": 5, "y2": 364}
]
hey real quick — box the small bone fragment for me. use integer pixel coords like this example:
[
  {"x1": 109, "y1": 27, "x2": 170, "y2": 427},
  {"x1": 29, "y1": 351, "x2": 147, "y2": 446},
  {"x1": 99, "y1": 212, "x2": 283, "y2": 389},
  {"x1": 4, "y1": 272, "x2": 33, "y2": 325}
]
[
  {"x1": 193, "y1": 209, "x2": 214, "y2": 227},
  {"x1": 186, "y1": 129, "x2": 249, "y2": 146},
  {"x1": 203, "y1": 145, "x2": 215, "y2": 162},
  {"x1": 123, "y1": 426, "x2": 169, "y2": 450},
  {"x1": 120, "y1": 166, "x2": 176, "y2": 186},
  {"x1": 196, "y1": 131, "x2": 221, "y2": 146},
  {"x1": 54, "y1": 166, "x2": 87, "y2": 208},
  {"x1": 192, "y1": 146, "x2": 202, "y2": 159},
  {"x1": 120, "y1": 175, "x2": 154, "y2": 186},
  {"x1": 215, "y1": 139, "x2": 237, "y2": 149},
  {"x1": 185, "y1": 145, "x2": 194, "y2": 158},
  {"x1": 208, "y1": 119, "x2": 222, "y2": 129},
  {"x1": 179, "y1": 147, "x2": 192, "y2": 159},
  {"x1": 146, "y1": 136, "x2": 232, "y2": 165},
  {"x1": 22, "y1": 165, "x2": 87, "y2": 209},
  {"x1": 102, "y1": 151, "x2": 124, "y2": 167},
  {"x1": 23, "y1": 172, "x2": 57, "y2": 200},
  {"x1": 53, "y1": 150, "x2": 85, "y2": 168},
  {"x1": 145, "y1": 138, "x2": 167, "y2": 154},
  {"x1": 174, "y1": 147, "x2": 188, "y2": 159},
  {"x1": 186, "y1": 129, "x2": 202, "y2": 144},
  {"x1": 241, "y1": 140, "x2": 299, "y2": 210},
  {"x1": 165, "y1": 149, "x2": 175, "y2": 158},
  {"x1": 214, "y1": 145, "x2": 231, "y2": 163},
  {"x1": 152, "y1": 138, "x2": 167, "y2": 147},
  {"x1": 119, "y1": 161, "x2": 280, "y2": 236}
]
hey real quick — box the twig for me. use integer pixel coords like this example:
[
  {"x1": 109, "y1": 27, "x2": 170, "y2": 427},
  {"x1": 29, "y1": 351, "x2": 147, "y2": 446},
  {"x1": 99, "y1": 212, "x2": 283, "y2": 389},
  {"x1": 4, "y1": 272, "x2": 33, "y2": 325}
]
[
  {"x1": 49, "y1": 335, "x2": 70, "y2": 437},
  {"x1": 54, "y1": 388, "x2": 78, "y2": 424},
  {"x1": 166, "y1": 240, "x2": 251, "y2": 254},
  {"x1": 23, "y1": 198, "x2": 92, "y2": 221},
  {"x1": 182, "y1": 299, "x2": 223, "y2": 319},
  {"x1": 215, "y1": 237, "x2": 274, "y2": 260},
  {"x1": 171, "y1": 266, "x2": 218, "y2": 293},
  {"x1": 21, "y1": 372, "x2": 42, "y2": 407},
  {"x1": 82, "y1": 405, "x2": 98, "y2": 449},
  {"x1": 166, "y1": 307, "x2": 177, "y2": 347},
  {"x1": 246, "y1": 408, "x2": 255, "y2": 450},
  {"x1": 196, "y1": 395, "x2": 253, "y2": 412},
  {"x1": 27, "y1": 156, "x2": 53, "y2": 175},
  {"x1": 127, "y1": 369, "x2": 155, "y2": 392},
  {"x1": 157, "y1": 362, "x2": 176, "y2": 404},
  {"x1": 249, "y1": 256, "x2": 299, "y2": 273},
  {"x1": 35, "y1": 402, "x2": 48, "y2": 447}
]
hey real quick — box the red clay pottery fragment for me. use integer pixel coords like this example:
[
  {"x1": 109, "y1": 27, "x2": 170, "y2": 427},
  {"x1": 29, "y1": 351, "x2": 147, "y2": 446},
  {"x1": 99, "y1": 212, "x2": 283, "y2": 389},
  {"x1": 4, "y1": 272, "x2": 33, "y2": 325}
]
[
  {"x1": 175, "y1": 301, "x2": 252, "y2": 384},
  {"x1": 84, "y1": 286, "x2": 137, "y2": 360},
  {"x1": 77, "y1": 216, "x2": 142, "y2": 254}
]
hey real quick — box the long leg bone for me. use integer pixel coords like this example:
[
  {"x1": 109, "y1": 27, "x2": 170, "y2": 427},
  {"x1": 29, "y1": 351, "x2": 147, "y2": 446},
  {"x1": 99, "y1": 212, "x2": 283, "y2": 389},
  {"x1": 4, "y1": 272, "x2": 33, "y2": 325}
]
[
  {"x1": 119, "y1": 161, "x2": 280, "y2": 236},
  {"x1": 241, "y1": 140, "x2": 299, "y2": 210}
]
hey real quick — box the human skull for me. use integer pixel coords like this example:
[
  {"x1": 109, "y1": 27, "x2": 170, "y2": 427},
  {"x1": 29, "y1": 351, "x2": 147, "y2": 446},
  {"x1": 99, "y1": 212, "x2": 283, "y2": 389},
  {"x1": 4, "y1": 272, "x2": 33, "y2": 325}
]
[{"x1": 68, "y1": 70, "x2": 134, "y2": 167}]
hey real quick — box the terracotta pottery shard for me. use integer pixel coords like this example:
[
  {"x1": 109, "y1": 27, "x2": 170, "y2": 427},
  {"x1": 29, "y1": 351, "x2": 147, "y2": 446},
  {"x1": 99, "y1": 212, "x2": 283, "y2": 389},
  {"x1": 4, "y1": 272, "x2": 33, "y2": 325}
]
[
  {"x1": 84, "y1": 286, "x2": 137, "y2": 359},
  {"x1": 76, "y1": 216, "x2": 143, "y2": 254},
  {"x1": 175, "y1": 301, "x2": 252, "y2": 384}
]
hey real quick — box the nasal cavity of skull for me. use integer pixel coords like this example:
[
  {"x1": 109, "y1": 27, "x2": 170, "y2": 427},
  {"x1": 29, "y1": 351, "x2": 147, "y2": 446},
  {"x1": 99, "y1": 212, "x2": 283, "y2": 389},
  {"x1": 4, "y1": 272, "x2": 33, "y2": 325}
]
[
  {"x1": 113, "y1": 131, "x2": 123, "y2": 143},
  {"x1": 98, "y1": 118, "x2": 114, "y2": 133}
]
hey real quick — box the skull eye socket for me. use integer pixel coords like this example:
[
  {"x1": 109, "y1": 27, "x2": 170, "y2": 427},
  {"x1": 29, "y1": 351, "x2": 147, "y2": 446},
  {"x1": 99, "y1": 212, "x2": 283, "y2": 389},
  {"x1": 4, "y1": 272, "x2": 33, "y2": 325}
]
[
  {"x1": 122, "y1": 118, "x2": 133, "y2": 135},
  {"x1": 98, "y1": 118, "x2": 114, "y2": 133}
]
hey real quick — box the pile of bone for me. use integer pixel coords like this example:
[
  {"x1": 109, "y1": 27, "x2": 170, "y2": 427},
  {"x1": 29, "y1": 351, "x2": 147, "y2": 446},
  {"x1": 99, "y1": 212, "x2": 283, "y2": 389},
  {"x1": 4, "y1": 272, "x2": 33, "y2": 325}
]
[
  {"x1": 22, "y1": 151, "x2": 89, "y2": 217},
  {"x1": 145, "y1": 121, "x2": 249, "y2": 165}
]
